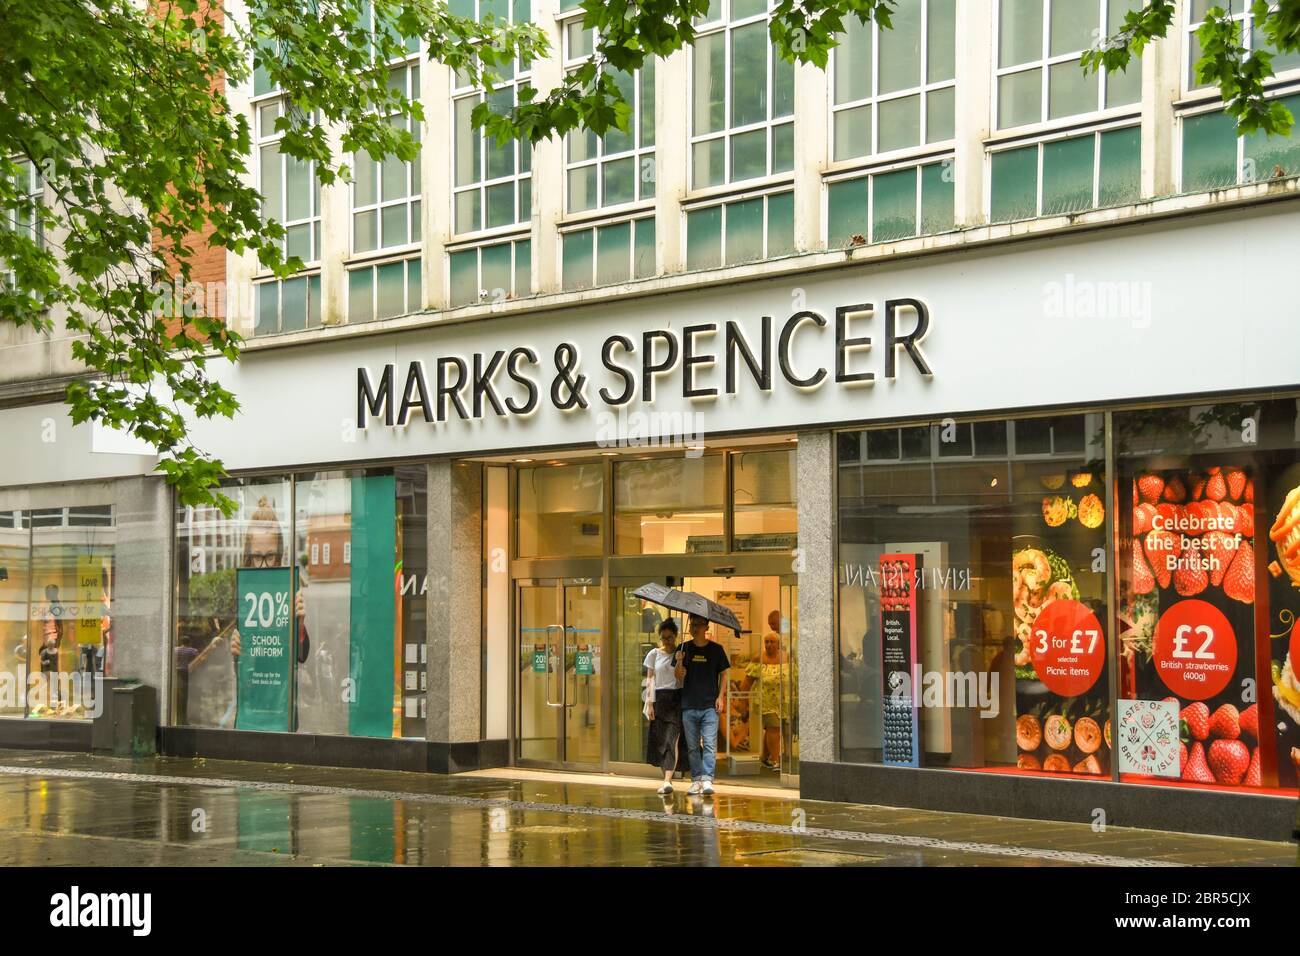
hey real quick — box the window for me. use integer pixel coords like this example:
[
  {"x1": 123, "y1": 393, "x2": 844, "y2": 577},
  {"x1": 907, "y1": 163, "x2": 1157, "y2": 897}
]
[
  {"x1": 253, "y1": 97, "x2": 322, "y2": 263},
  {"x1": 563, "y1": 26, "x2": 656, "y2": 213},
  {"x1": 996, "y1": 0, "x2": 1142, "y2": 130},
  {"x1": 451, "y1": 0, "x2": 533, "y2": 234},
  {"x1": 732, "y1": 449, "x2": 797, "y2": 550},
  {"x1": 691, "y1": 0, "x2": 794, "y2": 188},
  {"x1": 826, "y1": 159, "x2": 955, "y2": 247},
  {"x1": 447, "y1": 237, "x2": 530, "y2": 307},
  {"x1": 353, "y1": 62, "x2": 422, "y2": 253},
  {"x1": 1181, "y1": 93, "x2": 1300, "y2": 191},
  {"x1": 685, "y1": 190, "x2": 793, "y2": 269},
  {"x1": 830, "y1": 0, "x2": 956, "y2": 162},
  {"x1": 989, "y1": 124, "x2": 1140, "y2": 222},
  {"x1": 516, "y1": 463, "x2": 605, "y2": 557},
  {"x1": 348, "y1": 255, "x2": 421, "y2": 322},
  {"x1": 1186, "y1": 0, "x2": 1300, "y2": 91},
  {"x1": 4, "y1": 159, "x2": 42, "y2": 288},
  {"x1": 561, "y1": 218, "x2": 655, "y2": 290},
  {"x1": 614, "y1": 456, "x2": 725, "y2": 555},
  {"x1": 254, "y1": 274, "x2": 322, "y2": 336},
  {"x1": 172, "y1": 468, "x2": 428, "y2": 737}
]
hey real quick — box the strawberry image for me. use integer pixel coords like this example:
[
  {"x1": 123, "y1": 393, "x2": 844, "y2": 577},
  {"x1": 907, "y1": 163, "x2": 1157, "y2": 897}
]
[
  {"x1": 1239, "y1": 703, "x2": 1258, "y2": 741},
  {"x1": 1162, "y1": 475, "x2": 1187, "y2": 503},
  {"x1": 1205, "y1": 471, "x2": 1227, "y2": 501},
  {"x1": 1208, "y1": 703, "x2": 1240, "y2": 740},
  {"x1": 1237, "y1": 503, "x2": 1254, "y2": 538},
  {"x1": 1137, "y1": 473, "x2": 1165, "y2": 504},
  {"x1": 1244, "y1": 479, "x2": 1254, "y2": 503},
  {"x1": 1207, "y1": 739, "x2": 1250, "y2": 785},
  {"x1": 1133, "y1": 503, "x2": 1156, "y2": 535},
  {"x1": 1174, "y1": 554, "x2": 1208, "y2": 596},
  {"x1": 1245, "y1": 748, "x2": 1261, "y2": 787},
  {"x1": 1225, "y1": 468, "x2": 1247, "y2": 501},
  {"x1": 1179, "y1": 742, "x2": 1188, "y2": 772},
  {"x1": 1204, "y1": 530, "x2": 1235, "y2": 587},
  {"x1": 1132, "y1": 539, "x2": 1155, "y2": 594},
  {"x1": 1131, "y1": 480, "x2": 1138, "y2": 506},
  {"x1": 1190, "y1": 475, "x2": 1206, "y2": 501},
  {"x1": 1143, "y1": 529, "x2": 1179, "y2": 589},
  {"x1": 1222, "y1": 544, "x2": 1255, "y2": 604},
  {"x1": 1156, "y1": 503, "x2": 1180, "y2": 529},
  {"x1": 1181, "y1": 701, "x2": 1210, "y2": 741},
  {"x1": 1183, "y1": 741, "x2": 1215, "y2": 783},
  {"x1": 1216, "y1": 501, "x2": 1238, "y2": 531}
]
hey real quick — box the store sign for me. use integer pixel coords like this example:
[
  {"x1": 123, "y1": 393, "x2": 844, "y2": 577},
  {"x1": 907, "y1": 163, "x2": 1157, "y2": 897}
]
[
  {"x1": 1115, "y1": 698, "x2": 1181, "y2": 778},
  {"x1": 355, "y1": 300, "x2": 933, "y2": 428},
  {"x1": 74, "y1": 557, "x2": 103, "y2": 646},
  {"x1": 575, "y1": 647, "x2": 594, "y2": 676},
  {"x1": 880, "y1": 553, "x2": 921, "y2": 767},
  {"x1": 1029, "y1": 599, "x2": 1105, "y2": 697},
  {"x1": 532, "y1": 645, "x2": 547, "y2": 673},
  {"x1": 234, "y1": 567, "x2": 295, "y2": 732},
  {"x1": 1153, "y1": 599, "x2": 1237, "y2": 701}
]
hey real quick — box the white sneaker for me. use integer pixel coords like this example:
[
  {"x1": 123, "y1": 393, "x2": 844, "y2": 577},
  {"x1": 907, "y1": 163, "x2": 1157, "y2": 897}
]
[
  {"x1": 657, "y1": 783, "x2": 673, "y2": 795},
  {"x1": 701, "y1": 779, "x2": 714, "y2": 795},
  {"x1": 687, "y1": 780, "x2": 703, "y2": 795}
]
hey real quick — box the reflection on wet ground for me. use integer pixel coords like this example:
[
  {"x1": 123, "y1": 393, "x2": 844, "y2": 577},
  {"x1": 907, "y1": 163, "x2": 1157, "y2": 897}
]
[{"x1": 0, "y1": 750, "x2": 1292, "y2": 866}]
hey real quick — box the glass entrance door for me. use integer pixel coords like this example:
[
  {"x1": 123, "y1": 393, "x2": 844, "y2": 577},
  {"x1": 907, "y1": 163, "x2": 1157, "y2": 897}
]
[{"x1": 515, "y1": 579, "x2": 603, "y2": 768}]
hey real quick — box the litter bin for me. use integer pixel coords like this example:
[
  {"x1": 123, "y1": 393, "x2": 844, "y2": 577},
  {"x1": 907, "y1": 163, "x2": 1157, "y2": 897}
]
[
  {"x1": 90, "y1": 677, "x2": 128, "y2": 753},
  {"x1": 110, "y1": 683, "x2": 158, "y2": 757}
]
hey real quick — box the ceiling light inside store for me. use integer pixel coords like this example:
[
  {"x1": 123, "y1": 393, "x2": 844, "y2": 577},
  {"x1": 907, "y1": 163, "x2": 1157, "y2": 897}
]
[{"x1": 514, "y1": 458, "x2": 533, "y2": 463}]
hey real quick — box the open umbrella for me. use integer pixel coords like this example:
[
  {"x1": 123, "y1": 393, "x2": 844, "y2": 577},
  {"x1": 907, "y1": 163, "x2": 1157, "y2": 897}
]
[{"x1": 630, "y1": 582, "x2": 742, "y2": 636}]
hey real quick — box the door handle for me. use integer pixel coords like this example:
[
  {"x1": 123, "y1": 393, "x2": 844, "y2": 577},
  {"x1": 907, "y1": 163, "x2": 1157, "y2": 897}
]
[{"x1": 544, "y1": 624, "x2": 563, "y2": 708}]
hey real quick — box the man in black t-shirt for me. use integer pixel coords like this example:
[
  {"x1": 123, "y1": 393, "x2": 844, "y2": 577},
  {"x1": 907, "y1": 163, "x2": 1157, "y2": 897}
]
[{"x1": 673, "y1": 613, "x2": 730, "y2": 795}]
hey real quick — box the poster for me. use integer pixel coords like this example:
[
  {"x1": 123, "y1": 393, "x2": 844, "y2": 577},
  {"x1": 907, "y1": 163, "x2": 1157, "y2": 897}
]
[
  {"x1": 714, "y1": 590, "x2": 751, "y2": 659},
  {"x1": 74, "y1": 556, "x2": 103, "y2": 645},
  {"x1": 234, "y1": 566, "x2": 295, "y2": 732},
  {"x1": 1115, "y1": 698, "x2": 1181, "y2": 778},
  {"x1": 880, "y1": 553, "x2": 919, "y2": 767},
  {"x1": 1264, "y1": 462, "x2": 1300, "y2": 788}
]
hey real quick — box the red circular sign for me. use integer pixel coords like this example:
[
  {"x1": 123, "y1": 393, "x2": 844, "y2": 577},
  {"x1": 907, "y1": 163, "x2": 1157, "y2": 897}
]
[
  {"x1": 1290, "y1": 614, "x2": 1299, "y2": 677},
  {"x1": 1030, "y1": 600, "x2": 1105, "y2": 697},
  {"x1": 1153, "y1": 599, "x2": 1237, "y2": 700}
]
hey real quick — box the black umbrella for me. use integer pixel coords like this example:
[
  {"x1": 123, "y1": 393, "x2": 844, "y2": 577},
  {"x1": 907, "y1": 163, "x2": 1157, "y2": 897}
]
[{"x1": 630, "y1": 583, "x2": 742, "y2": 636}]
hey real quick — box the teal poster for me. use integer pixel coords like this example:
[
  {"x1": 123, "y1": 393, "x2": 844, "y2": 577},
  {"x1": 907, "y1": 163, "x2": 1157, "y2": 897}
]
[
  {"x1": 349, "y1": 474, "x2": 396, "y2": 737},
  {"x1": 235, "y1": 566, "x2": 295, "y2": 732}
]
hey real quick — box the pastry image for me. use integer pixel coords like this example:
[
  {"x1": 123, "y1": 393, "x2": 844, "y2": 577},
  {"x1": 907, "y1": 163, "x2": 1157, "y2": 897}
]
[
  {"x1": 1269, "y1": 484, "x2": 1300, "y2": 587},
  {"x1": 1077, "y1": 493, "x2": 1105, "y2": 529},
  {"x1": 1274, "y1": 651, "x2": 1300, "y2": 724}
]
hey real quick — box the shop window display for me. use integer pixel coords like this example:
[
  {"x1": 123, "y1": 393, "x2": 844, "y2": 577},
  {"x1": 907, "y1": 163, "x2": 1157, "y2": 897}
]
[
  {"x1": 173, "y1": 468, "x2": 426, "y2": 737},
  {"x1": 837, "y1": 415, "x2": 1112, "y2": 775},
  {"x1": 1116, "y1": 398, "x2": 1300, "y2": 792}
]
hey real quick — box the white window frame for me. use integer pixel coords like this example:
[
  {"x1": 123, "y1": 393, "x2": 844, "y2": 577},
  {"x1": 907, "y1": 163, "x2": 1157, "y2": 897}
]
[
  {"x1": 1183, "y1": 0, "x2": 1300, "y2": 95},
  {"x1": 559, "y1": 17, "x2": 657, "y2": 216},
  {"x1": 445, "y1": 235, "x2": 531, "y2": 307},
  {"x1": 1174, "y1": 87, "x2": 1300, "y2": 191},
  {"x1": 984, "y1": 117, "x2": 1141, "y2": 221},
  {"x1": 351, "y1": 58, "x2": 423, "y2": 257},
  {"x1": 821, "y1": 153, "x2": 957, "y2": 247},
  {"x1": 5, "y1": 158, "x2": 43, "y2": 288},
  {"x1": 252, "y1": 93, "x2": 322, "y2": 267},
  {"x1": 558, "y1": 215, "x2": 655, "y2": 290},
  {"x1": 346, "y1": 254, "x2": 422, "y2": 323},
  {"x1": 688, "y1": 0, "x2": 795, "y2": 191},
  {"x1": 680, "y1": 185, "x2": 794, "y2": 270},
  {"x1": 992, "y1": 0, "x2": 1141, "y2": 133},
  {"x1": 827, "y1": 0, "x2": 958, "y2": 168},
  {"x1": 252, "y1": 272, "x2": 323, "y2": 337},
  {"x1": 451, "y1": 0, "x2": 533, "y2": 239}
]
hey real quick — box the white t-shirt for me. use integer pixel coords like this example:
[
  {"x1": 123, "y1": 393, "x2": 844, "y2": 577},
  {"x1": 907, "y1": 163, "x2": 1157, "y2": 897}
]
[{"x1": 643, "y1": 646, "x2": 683, "y2": 691}]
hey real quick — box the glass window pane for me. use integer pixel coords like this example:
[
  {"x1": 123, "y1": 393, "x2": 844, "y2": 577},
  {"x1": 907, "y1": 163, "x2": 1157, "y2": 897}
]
[
  {"x1": 565, "y1": 20, "x2": 593, "y2": 58},
  {"x1": 1041, "y1": 133, "x2": 1095, "y2": 214},
  {"x1": 826, "y1": 177, "x2": 869, "y2": 246},
  {"x1": 285, "y1": 223, "x2": 311, "y2": 261},
  {"x1": 596, "y1": 221, "x2": 632, "y2": 285},
  {"x1": 878, "y1": 94, "x2": 921, "y2": 152},
  {"x1": 920, "y1": 160, "x2": 955, "y2": 233},
  {"x1": 1048, "y1": 58, "x2": 1096, "y2": 119},
  {"x1": 834, "y1": 104, "x2": 872, "y2": 160},
  {"x1": 260, "y1": 144, "x2": 282, "y2": 221},
  {"x1": 605, "y1": 70, "x2": 637, "y2": 154},
  {"x1": 694, "y1": 32, "x2": 726, "y2": 135},
  {"x1": 872, "y1": 167, "x2": 917, "y2": 242},
  {"x1": 381, "y1": 153, "x2": 407, "y2": 203},
  {"x1": 568, "y1": 165, "x2": 597, "y2": 213},
  {"x1": 455, "y1": 189, "x2": 480, "y2": 233},
  {"x1": 285, "y1": 155, "x2": 313, "y2": 221},
  {"x1": 569, "y1": 127, "x2": 598, "y2": 164},
  {"x1": 732, "y1": 448, "x2": 797, "y2": 546},
  {"x1": 454, "y1": 97, "x2": 481, "y2": 186},
  {"x1": 1098, "y1": 125, "x2": 1140, "y2": 205},
  {"x1": 732, "y1": 0, "x2": 766, "y2": 19},
  {"x1": 731, "y1": 22, "x2": 769, "y2": 127},
  {"x1": 349, "y1": 268, "x2": 374, "y2": 323},
  {"x1": 256, "y1": 282, "x2": 279, "y2": 336},
  {"x1": 927, "y1": 0, "x2": 957, "y2": 82},
  {"x1": 725, "y1": 197, "x2": 763, "y2": 264},
  {"x1": 563, "y1": 230, "x2": 594, "y2": 290},
  {"x1": 281, "y1": 276, "x2": 307, "y2": 332},
  {"x1": 835, "y1": 18, "x2": 872, "y2": 103},
  {"x1": 998, "y1": 68, "x2": 1042, "y2": 128},
  {"x1": 485, "y1": 182, "x2": 515, "y2": 227},
  {"x1": 926, "y1": 85, "x2": 955, "y2": 142},
  {"x1": 640, "y1": 60, "x2": 656, "y2": 145},
  {"x1": 686, "y1": 205, "x2": 723, "y2": 270},
  {"x1": 513, "y1": 239, "x2": 530, "y2": 296},
  {"x1": 879, "y1": 0, "x2": 922, "y2": 94},
  {"x1": 633, "y1": 218, "x2": 656, "y2": 277},
  {"x1": 730, "y1": 128, "x2": 767, "y2": 180},
  {"x1": 448, "y1": 249, "x2": 478, "y2": 306},
  {"x1": 1050, "y1": 0, "x2": 1096, "y2": 56},
  {"x1": 481, "y1": 242, "x2": 512, "y2": 299},
  {"x1": 519, "y1": 464, "x2": 605, "y2": 557},
  {"x1": 999, "y1": 0, "x2": 1044, "y2": 67},
  {"x1": 603, "y1": 157, "x2": 636, "y2": 205},
  {"x1": 308, "y1": 274, "x2": 321, "y2": 327},
  {"x1": 354, "y1": 156, "x2": 377, "y2": 208},
  {"x1": 1244, "y1": 94, "x2": 1300, "y2": 180},
  {"x1": 381, "y1": 203, "x2": 409, "y2": 247},
  {"x1": 353, "y1": 210, "x2": 378, "y2": 255},
  {"x1": 1106, "y1": 60, "x2": 1141, "y2": 108},
  {"x1": 772, "y1": 121, "x2": 794, "y2": 172},
  {"x1": 766, "y1": 190, "x2": 794, "y2": 257},
  {"x1": 376, "y1": 261, "x2": 405, "y2": 319},
  {"x1": 773, "y1": 51, "x2": 794, "y2": 118},
  {"x1": 693, "y1": 138, "x2": 725, "y2": 188},
  {"x1": 406, "y1": 257, "x2": 421, "y2": 312},
  {"x1": 1182, "y1": 109, "x2": 1239, "y2": 191},
  {"x1": 518, "y1": 177, "x2": 531, "y2": 222},
  {"x1": 990, "y1": 145, "x2": 1039, "y2": 222},
  {"x1": 614, "y1": 457, "x2": 723, "y2": 555}
]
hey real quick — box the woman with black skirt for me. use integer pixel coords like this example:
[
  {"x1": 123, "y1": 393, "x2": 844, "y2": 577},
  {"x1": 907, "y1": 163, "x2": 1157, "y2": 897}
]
[{"x1": 644, "y1": 618, "x2": 686, "y2": 794}]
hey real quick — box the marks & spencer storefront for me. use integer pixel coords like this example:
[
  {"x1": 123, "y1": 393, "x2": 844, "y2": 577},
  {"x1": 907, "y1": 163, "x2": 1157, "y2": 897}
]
[{"x1": 2, "y1": 202, "x2": 1298, "y2": 839}]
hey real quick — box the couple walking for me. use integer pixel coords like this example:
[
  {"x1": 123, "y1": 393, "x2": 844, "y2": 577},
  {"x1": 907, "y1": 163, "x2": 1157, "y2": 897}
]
[{"x1": 643, "y1": 613, "x2": 730, "y2": 796}]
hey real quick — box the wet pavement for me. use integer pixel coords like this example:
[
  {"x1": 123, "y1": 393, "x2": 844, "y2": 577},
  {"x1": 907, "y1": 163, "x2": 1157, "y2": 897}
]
[{"x1": 0, "y1": 749, "x2": 1292, "y2": 866}]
